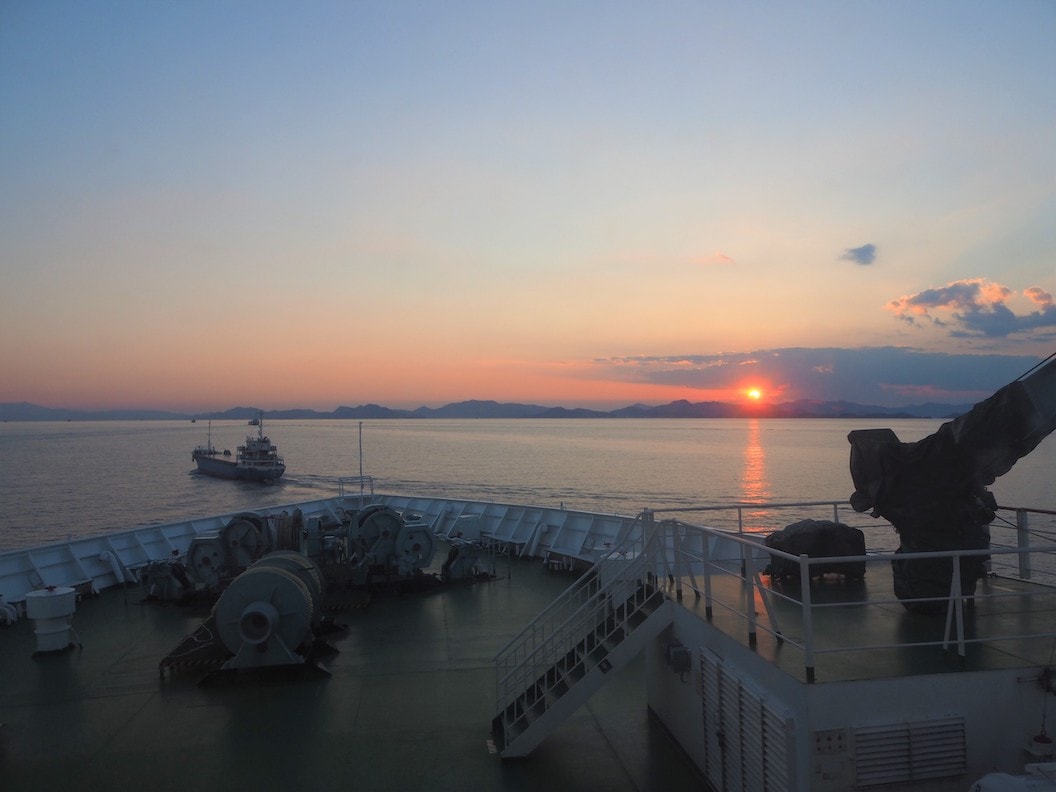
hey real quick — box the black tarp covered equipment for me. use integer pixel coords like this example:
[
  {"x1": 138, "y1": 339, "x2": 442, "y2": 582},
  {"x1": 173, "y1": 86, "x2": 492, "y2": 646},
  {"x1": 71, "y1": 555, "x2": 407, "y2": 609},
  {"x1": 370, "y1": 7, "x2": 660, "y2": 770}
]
[
  {"x1": 847, "y1": 354, "x2": 1056, "y2": 613},
  {"x1": 765, "y1": 519, "x2": 866, "y2": 581}
]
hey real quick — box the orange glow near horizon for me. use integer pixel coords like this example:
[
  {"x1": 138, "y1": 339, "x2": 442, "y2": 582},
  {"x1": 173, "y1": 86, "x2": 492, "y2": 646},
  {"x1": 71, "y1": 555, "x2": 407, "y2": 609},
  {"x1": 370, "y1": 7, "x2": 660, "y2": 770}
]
[
  {"x1": 3, "y1": 358, "x2": 780, "y2": 412},
  {"x1": 3, "y1": 342, "x2": 789, "y2": 412}
]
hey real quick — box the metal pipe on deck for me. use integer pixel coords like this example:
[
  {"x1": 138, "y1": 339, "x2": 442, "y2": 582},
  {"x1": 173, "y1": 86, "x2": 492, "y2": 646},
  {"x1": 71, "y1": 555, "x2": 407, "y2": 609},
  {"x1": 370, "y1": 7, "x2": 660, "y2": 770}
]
[
  {"x1": 1017, "y1": 509, "x2": 1033, "y2": 580},
  {"x1": 799, "y1": 553, "x2": 816, "y2": 683},
  {"x1": 745, "y1": 547, "x2": 758, "y2": 648},
  {"x1": 702, "y1": 534, "x2": 714, "y2": 620}
]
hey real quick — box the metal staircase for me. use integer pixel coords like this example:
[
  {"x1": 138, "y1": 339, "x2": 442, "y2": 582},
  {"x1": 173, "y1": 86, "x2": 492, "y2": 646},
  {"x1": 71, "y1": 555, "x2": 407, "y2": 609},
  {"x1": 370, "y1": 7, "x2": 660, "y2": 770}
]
[{"x1": 491, "y1": 518, "x2": 674, "y2": 758}]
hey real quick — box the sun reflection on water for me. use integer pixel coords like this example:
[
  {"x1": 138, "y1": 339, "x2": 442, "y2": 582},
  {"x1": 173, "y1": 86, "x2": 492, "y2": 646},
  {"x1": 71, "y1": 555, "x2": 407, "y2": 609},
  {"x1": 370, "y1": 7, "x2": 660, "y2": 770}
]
[{"x1": 740, "y1": 419, "x2": 773, "y2": 532}]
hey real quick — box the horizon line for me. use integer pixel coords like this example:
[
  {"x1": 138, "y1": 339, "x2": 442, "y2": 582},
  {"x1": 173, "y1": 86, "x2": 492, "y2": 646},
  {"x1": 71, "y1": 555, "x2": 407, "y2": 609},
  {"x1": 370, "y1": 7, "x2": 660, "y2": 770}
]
[{"x1": 0, "y1": 396, "x2": 977, "y2": 421}]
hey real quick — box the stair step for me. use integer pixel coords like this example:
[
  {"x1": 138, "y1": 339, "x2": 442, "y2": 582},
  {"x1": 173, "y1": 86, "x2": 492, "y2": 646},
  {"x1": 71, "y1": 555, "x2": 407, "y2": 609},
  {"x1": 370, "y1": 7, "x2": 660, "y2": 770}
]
[
  {"x1": 565, "y1": 659, "x2": 586, "y2": 682},
  {"x1": 491, "y1": 714, "x2": 506, "y2": 747},
  {"x1": 501, "y1": 655, "x2": 589, "y2": 745},
  {"x1": 548, "y1": 677, "x2": 569, "y2": 699},
  {"x1": 527, "y1": 696, "x2": 546, "y2": 719},
  {"x1": 494, "y1": 577, "x2": 675, "y2": 757},
  {"x1": 586, "y1": 643, "x2": 609, "y2": 665},
  {"x1": 502, "y1": 715, "x2": 526, "y2": 743},
  {"x1": 598, "y1": 624, "x2": 625, "y2": 643},
  {"x1": 627, "y1": 609, "x2": 648, "y2": 628}
]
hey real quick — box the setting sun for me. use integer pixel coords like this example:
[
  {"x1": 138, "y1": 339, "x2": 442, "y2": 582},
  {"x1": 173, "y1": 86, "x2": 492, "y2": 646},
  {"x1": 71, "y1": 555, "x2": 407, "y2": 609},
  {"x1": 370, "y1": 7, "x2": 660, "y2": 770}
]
[{"x1": 748, "y1": 388, "x2": 762, "y2": 401}]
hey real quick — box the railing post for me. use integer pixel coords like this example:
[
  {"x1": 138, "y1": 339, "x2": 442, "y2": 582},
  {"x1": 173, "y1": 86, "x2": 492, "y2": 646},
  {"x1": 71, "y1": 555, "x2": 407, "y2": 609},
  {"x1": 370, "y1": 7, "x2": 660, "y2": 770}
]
[
  {"x1": 745, "y1": 546, "x2": 757, "y2": 648},
  {"x1": 1017, "y1": 509, "x2": 1032, "y2": 580},
  {"x1": 641, "y1": 509, "x2": 656, "y2": 589},
  {"x1": 496, "y1": 656, "x2": 502, "y2": 713},
  {"x1": 799, "y1": 553, "x2": 815, "y2": 683},
  {"x1": 642, "y1": 509, "x2": 655, "y2": 544},
  {"x1": 686, "y1": 528, "x2": 702, "y2": 599},
  {"x1": 702, "y1": 530, "x2": 714, "y2": 620},
  {"x1": 674, "y1": 525, "x2": 684, "y2": 602},
  {"x1": 738, "y1": 508, "x2": 746, "y2": 578},
  {"x1": 655, "y1": 514, "x2": 675, "y2": 593},
  {"x1": 943, "y1": 554, "x2": 966, "y2": 658}
]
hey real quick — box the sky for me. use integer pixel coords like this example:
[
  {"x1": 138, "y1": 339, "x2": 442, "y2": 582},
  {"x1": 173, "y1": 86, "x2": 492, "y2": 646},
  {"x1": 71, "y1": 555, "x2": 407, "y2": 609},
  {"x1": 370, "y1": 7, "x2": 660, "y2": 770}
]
[{"x1": 1, "y1": 1, "x2": 1054, "y2": 412}]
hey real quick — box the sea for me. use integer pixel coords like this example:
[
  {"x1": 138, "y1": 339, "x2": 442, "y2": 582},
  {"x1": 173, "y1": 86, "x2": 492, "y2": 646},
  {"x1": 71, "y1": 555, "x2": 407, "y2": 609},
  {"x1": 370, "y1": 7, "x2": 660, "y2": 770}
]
[{"x1": 1, "y1": 418, "x2": 1053, "y2": 553}]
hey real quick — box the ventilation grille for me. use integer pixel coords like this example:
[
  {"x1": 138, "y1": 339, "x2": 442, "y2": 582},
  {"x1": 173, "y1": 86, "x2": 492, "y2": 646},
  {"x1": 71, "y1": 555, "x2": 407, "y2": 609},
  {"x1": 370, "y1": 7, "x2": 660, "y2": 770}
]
[
  {"x1": 853, "y1": 716, "x2": 966, "y2": 787},
  {"x1": 700, "y1": 648, "x2": 795, "y2": 791}
]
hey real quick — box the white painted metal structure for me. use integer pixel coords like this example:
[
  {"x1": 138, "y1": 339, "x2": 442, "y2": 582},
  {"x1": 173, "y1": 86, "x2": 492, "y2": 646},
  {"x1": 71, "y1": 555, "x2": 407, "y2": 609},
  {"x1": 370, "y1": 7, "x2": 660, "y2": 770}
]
[
  {"x1": 639, "y1": 504, "x2": 1056, "y2": 790},
  {"x1": 0, "y1": 478, "x2": 638, "y2": 606},
  {"x1": 482, "y1": 499, "x2": 1056, "y2": 788},
  {"x1": 4, "y1": 482, "x2": 1056, "y2": 789}
]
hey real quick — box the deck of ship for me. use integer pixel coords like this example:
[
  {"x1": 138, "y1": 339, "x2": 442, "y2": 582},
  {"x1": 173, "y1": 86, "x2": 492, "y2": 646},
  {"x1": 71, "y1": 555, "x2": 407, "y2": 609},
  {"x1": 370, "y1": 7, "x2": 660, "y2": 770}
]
[
  {"x1": 669, "y1": 561, "x2": 1056, "y2": 685},
  {"x1": 0, "y1": 555, "x2": 702, "y2": 791}
]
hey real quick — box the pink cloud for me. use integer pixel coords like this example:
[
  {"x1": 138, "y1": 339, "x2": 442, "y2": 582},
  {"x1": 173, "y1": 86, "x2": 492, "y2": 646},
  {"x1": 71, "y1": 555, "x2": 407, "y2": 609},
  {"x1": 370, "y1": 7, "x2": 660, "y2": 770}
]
[
  {"x1": 1025, "y1": 286, "x2": 1054, "y2": 307},
  {"x1": 693, "y1": 252, "x2": 736, "y2": 266},
  {"x1": 885, "y1": 278, "x2": 1056, "y2": 338}
]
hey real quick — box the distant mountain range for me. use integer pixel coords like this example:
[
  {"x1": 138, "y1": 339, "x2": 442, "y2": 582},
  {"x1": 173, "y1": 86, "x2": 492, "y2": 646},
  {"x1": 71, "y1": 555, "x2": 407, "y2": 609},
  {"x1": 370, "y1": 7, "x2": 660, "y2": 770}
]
[{"x1": 0, "y1": 398, "x2": 973, "y2": 422}]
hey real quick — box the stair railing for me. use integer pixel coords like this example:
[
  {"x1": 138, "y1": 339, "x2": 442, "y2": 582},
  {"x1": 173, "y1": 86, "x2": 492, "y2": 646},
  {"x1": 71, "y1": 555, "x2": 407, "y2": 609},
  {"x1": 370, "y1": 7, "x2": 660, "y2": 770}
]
[{"x1": 494, "y1": 511, "x2": 664, "y2": 730}]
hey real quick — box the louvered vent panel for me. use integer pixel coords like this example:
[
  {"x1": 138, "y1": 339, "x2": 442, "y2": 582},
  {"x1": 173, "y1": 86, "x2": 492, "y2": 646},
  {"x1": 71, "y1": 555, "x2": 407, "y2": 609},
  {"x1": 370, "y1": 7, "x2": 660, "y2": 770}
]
[
  {"x1": 908, "y1": 719, "x2": 966, "y2": 777},
  {"x1": 854, "y1": 716, "x2": 966, "y2": 787},
  {"x1": 763, "y1": 708, "x2": 792, "y2": 791},
  {"x1": 740, "y1": 685, "x2": 766, "y2": 791},
  {"x1": 719, "y1": 665, "x2": 744, "y2": 791},
  {"x1": 699, "y1": 648, "x2": 796, "y2": 792},
  {"x1": 700, "y1": 649, "x2": 723, "y2": 790}
]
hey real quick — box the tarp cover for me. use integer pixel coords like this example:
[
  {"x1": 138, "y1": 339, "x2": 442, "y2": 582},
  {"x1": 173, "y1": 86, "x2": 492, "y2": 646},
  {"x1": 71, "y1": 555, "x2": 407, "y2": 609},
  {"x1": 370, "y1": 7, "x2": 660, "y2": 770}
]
[
  {"x1": 765, "y1": 519, "x2": 866, "y2": 581},
  {"x1": 846, "y1": 357, "x2": 1056, "y2": 611}
]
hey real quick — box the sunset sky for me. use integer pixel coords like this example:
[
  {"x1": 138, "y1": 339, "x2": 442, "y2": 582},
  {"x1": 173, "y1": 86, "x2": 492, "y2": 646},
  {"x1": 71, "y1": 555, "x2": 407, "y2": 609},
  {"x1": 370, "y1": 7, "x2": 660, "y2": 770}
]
[{"x1": 2, "y1": 1, "x2": 1054, "y2": 412}]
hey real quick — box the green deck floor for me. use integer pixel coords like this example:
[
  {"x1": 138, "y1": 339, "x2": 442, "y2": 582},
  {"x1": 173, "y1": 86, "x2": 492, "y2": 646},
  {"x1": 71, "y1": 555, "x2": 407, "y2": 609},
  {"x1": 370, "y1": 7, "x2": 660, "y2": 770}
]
[{"x1": 0, "y1": 557, "x2": 703, "y2": 791}]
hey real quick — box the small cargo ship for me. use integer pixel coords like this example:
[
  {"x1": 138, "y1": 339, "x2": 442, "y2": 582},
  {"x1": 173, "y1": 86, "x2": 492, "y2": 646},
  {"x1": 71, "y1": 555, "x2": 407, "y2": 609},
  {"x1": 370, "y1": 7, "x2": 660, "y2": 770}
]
[{"x1": 192, "y1": 412, "x2": 285, "y2": 481}]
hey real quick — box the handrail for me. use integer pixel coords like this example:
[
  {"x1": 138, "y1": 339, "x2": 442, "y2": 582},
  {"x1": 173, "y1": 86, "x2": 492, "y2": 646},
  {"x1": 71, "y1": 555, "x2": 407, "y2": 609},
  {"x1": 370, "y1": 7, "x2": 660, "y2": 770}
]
[
  {"x1": 649, "y1": 500, "x2": 846, "y2": 528},
  {"x1": 493, "y1": 500, "x2": 1056, "y2": 721},
  {"x1": 656, "y1": 503, "x2": 1056, "y2": 683},
  {"x1": 494, "y1": 513, "x2": 658, "y2": 717},
  {"x1": 492, "y1": 513, "x2": 645, "y2": 662},
  {"x1": 337, "y1": 475, "x2": 375, "y2": 505}
]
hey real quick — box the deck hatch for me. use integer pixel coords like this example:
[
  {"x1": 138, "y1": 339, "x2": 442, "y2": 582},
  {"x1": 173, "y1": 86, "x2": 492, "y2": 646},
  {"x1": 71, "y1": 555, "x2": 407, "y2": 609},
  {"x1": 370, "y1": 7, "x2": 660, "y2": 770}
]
[
  {"x1": 700, "y1": 647, "x2": 795, "y2": 791},
  {"x1": 852, "y1": 715, "x2": 966, "y2": 787}
]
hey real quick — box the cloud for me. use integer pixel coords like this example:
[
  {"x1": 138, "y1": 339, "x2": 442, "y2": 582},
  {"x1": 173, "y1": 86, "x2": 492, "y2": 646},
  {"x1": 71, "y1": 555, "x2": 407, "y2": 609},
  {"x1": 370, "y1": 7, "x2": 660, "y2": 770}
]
[
  {"x1": 593, "y1": 346, "x2": 1042, "y2": 407},
  {"x1": 1025, "y1": 287, "x2": 1055, "y2": 308},
  {"x1": 886, "y1": 279, "x2": 1056, "y2": 339},
  {"x1": 693, "y1": 251, "x2": 736, "y2": 266},
  {"x1": 840, "y1": 243, "x2": 877, "y2": 266}
]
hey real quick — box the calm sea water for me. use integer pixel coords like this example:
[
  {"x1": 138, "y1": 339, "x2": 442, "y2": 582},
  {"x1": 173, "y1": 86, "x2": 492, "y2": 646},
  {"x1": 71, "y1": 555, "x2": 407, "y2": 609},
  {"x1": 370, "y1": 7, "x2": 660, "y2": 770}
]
[{"x1": 1, "y1": 418, "x2": 1052, "y2": 552}]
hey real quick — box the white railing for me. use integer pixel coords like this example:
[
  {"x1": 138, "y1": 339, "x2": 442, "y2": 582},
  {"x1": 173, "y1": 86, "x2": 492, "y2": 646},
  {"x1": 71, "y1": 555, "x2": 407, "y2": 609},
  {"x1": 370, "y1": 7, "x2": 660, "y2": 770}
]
[
  {"x1": 493, "y1": 513, "x2": 655, "y2": 724},
  {"x1": 337, "y1": 475, "x2": 376, "y2": 506},
  {"x1": 0, "y1": 494, "x2": 359, "y2": 604},
  {"x1": 648, "y1": 502, "x2": 1056, "y2": 683}
]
